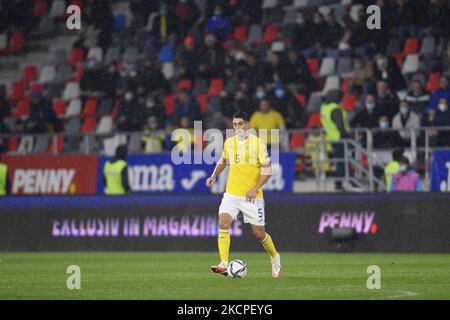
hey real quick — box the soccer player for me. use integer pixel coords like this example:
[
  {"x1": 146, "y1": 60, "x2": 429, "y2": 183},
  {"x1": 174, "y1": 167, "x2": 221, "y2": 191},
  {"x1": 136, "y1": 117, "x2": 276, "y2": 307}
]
[{"x1": 206, "y1": 111, "x2": 281, "y2": 278}]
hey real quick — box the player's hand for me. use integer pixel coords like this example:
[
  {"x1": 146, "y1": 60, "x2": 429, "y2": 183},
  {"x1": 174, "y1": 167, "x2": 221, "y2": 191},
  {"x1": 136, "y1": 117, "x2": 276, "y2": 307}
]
[
  {"x1": 206, "y1": 176, "x2": 216, "y2": 188},
  {"x1": 245, "y1": 189, "x2": 258, "y2": 203}
]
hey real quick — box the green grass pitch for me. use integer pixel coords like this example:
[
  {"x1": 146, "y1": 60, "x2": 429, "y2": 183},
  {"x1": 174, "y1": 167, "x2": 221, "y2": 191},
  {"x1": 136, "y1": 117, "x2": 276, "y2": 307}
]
[{"x1": 0, "y1": 252, "x2": 449, "y2": 299}]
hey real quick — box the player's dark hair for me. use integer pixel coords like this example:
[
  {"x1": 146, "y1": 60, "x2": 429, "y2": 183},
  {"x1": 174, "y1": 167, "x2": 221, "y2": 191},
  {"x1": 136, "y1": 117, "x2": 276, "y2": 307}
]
[{"x1": 233, "y1": 111, "x2": 249, "y2": 122}]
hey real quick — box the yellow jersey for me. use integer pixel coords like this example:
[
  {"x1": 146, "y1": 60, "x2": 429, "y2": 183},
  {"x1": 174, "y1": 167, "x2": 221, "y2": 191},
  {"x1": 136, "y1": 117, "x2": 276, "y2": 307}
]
[
  {"x1": 222, "y1": 134, "x2": 270, "y2": 198},
  {"x1": 249, "y1": 110, "x2": 285, "y2": 145}
]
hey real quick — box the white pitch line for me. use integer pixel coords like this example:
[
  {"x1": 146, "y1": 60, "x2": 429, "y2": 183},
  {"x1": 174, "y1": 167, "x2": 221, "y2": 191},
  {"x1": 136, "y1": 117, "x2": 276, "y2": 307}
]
[{"x1": 372, "y1": 291, "x2": 419, "y2": 300}]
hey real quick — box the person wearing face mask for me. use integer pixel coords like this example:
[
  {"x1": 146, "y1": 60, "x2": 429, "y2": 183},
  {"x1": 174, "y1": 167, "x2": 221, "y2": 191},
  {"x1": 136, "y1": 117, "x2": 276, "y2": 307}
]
[
  {"x1": 350, "y1": 94, "x2": 382, "y2": 129},
  {"x1": 117, "y1": 90, "x2": 146, "y2": 132},
  {"x1": 429, "y1": 76, "x2": 450, "y2": 111},
  {"x1": 143, "y1": 95, "x2": 165, "y2": 126},
  {"x1": 292, "y1": 11, "x2": 313, "y2": 52},
  {"x1": 374, "y1": 116, "x2": 401, "y2": 148},
  {"x1": 389, "y1": 156, "x2": 421, "y2": 192},
  {"x1": 267, "y1": 82, "x2": 304, "y2": 129},
  {"x1": 392, "y1": 101, "x2": 420, "y2": 146},
  {"x1": 429, "y1": 97, "x2": 450, "y2": 146},
  {"x1": 374, "y1": 54, "x2": 406, "y2": 92},
  {"x1": 249, "y1": 99, "x2": 285, "y2": 148}
]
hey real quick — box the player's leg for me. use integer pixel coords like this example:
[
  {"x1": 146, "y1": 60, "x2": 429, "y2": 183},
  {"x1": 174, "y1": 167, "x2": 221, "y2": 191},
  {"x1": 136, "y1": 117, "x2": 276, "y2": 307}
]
[
  {"x1": 211, "y1": 212, "x2": 233, "y2": 275},
  {"x1": 251, "y1": 224, "x2": 282, "y2": 278},
  {"x1": 212, "y1": 193, "x2": 240, "y2": 275}
]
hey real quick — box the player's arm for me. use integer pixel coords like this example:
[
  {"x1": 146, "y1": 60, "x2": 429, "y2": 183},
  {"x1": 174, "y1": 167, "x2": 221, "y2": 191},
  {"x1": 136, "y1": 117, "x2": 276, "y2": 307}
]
[
  {"x1": 206, "y1": 157, "x2": 227, "y2": 188},
  {"x1": 245, "y1": 162, "x2": 272, "y2": 202}
]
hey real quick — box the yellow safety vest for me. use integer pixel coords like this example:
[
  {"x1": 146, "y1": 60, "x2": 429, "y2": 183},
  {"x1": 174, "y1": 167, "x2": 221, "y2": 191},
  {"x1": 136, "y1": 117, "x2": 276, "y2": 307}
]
[
  {"x1": 104, "y1": 160, "x2": 127, "y2": 195},
  {"x1": 320, "y1": 102, "x2": 349, "y2": 142},
  {"x1": 384, "y1": 160, "x2": 400, "y2": 190},
  {"x1": 0, "y1": 163, "x2": 7, "y2": 196}
]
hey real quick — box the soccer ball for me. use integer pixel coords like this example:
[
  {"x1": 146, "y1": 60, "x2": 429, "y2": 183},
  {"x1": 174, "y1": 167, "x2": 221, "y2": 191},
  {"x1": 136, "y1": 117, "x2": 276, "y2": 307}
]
[{"x1": 227, "y1": 259, "x2": 247, "y2": 278}]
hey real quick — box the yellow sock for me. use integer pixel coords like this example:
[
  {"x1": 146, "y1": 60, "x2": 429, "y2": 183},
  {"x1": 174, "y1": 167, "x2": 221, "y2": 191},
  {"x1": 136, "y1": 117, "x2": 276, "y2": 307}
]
[
  {"x1": 218, "y1": 229, "x2": 230, "y2": 263},
  {"x1": 260, "y1": 233, "x2": 278, "y2": 259}
]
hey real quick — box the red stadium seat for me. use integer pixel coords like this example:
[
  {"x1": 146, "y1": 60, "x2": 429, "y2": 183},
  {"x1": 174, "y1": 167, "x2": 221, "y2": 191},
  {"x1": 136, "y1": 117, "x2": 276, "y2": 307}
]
[
  {"x1": 394, "y1": 53, "x2": 405, "y2": 69},
  {"x1": 233, "y1": 25, "x2": 248, "y2": 42},
  {"x1": 426, "y1": 72, "x2": 441, "y2": 93},
  {"x1": 262, "y1": 24, "x2": 278, "y2": 43},
  {"x1": 68, "y1": 48, "x2": 85, "y2": 66},
  {"x1": 48, "y1": 136, "x2": 64, "y2": 153},
  {"x1": 9, "y1": 81, "x2": 25, "y2": 101},
  {"x1": 305, "y1": 112, "x2": 322, "y2": 129},
  {"x1": 6, "y1": 32, "x2": 25, "y2": 53},
  {"x1": 12, "y1": 99, "x2": 30, "y2": 120},
  {"x1": 22, "y1": 65, "x2": 38, "y2": 83},
  {"x1": 196, "y1": 94, "x2": 208, "y2": 114},
  {"x1": 7, "y1": 136, "x2": 19, "y2": 152},
  {"x1": 163, "y1": 95, "x2": 176, "y2": 115},
  {"x1": 289, "y1": 133, "x2": 305, "y2": 149},
  {"x1": 82, "y1": 99, "x2": 98, "y2": 118},
  {"x1": 403, "y1": 37, "x2": 419, "y2": 55},
  {"x1": 341, "y1": 93, "x2": 357, "y2": 111},
  {"x1": 340, "y1": 76, "x2": 353, "y2": 93},
  {"x1": 295, "y1": 94, "x2": 306, "y2": 109},
  {"x1": 52, "y1": 99, "x2": 66, "y2": 118},
  {"x1": 307, "y1": 58, "x2": 319, "y2": 76},
  {"x1": 74, "y1": 64, "x2": 84, "y2": 82},
  {"x1": 207, "y1": 78, "x2": 224, "y2": 97},
  {"x1": 177, "y1": 79, "x2": 192, "y2": 91},
  {"x1": 33, "y1": 0, "x2": 49, "y2": 17},
  {"x1": 81, "y1": 117, "x2": 96, "y2": 133}
]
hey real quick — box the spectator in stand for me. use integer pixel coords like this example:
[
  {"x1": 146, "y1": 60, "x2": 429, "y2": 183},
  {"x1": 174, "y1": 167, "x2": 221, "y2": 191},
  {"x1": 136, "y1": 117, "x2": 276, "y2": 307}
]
[
  {"x1": 374, "y1": 115, "x2": 401, "y2": 148},
  {"x1": 376, "y1": 80, "x2": 400, "y2": 121},
  {"x1": 389, "y1": 156, "x2": 421, "y2": 192},
  {"x1": 151, "y1": 2, "x2": 177, "y2": 42},
  {"x1": 352, "y1": 56, "x2": 374, "y2": 95},
  {"x1": 405, "y1": 80, "x2": 431, "y2": 115},
  {"x1": 284, "y1": 49, "x2": 314, "y2": 95},
  {"x1": 198, "y1": 33, "x2": 226, "y2": 79},
  {"x1": 176, "y1": 36, "x2": 198, "y2": 81},
  {"x1": 203, "y1": 5, "x2": 231, "y2": 40},
  {"x1": 384, "y1": 148, "x2": 404, "y2": 191},
  {"x1": 392, "y1": 100, "x2": 421, "y2": 147},
  {"x1": 267, "y1": 82, "x2": 304, "y2": 129},
  {"x1": 26, "y1": 91, "x2": 60, "y2": 134},
  {"x1": 250, "y1": 99, "x2": 285, "y2": 148},
  {"x1": 429, "y1": 76, "x2": 450, "y2": 111},
  {"x1": 139, "y1": 58, "x2": 170, "y2": 95},
  {"x1": 429, "y1": 97, "x2": 450, "y2": 147},
  {"x1": 117, "y1": 90, "x2": 146, "y2": 132},
  {"x1": 173, "y1": 0, "x2": 200, "y2": 37},
  {"x1": 143, "y1": 95, "x2": 165, "y2": 129},
  {"x1": 350, "y1": 94, "x2": 382, "y2": 129},
  {"x1": 173, "y1": 89, "x2": 202, "y2": 124},
  {"x1": 374, "y1": 53, "x2": 406, "y2": 92},
  {"x1": 141, "y1": 116, "x2": 165, "y2": 153},
  {"x1": 322, "y1": 10, "x2": 344, "y2": 49},
  {"x1": 291, "y1": 11, "x2": 313, "y2": 52}
]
